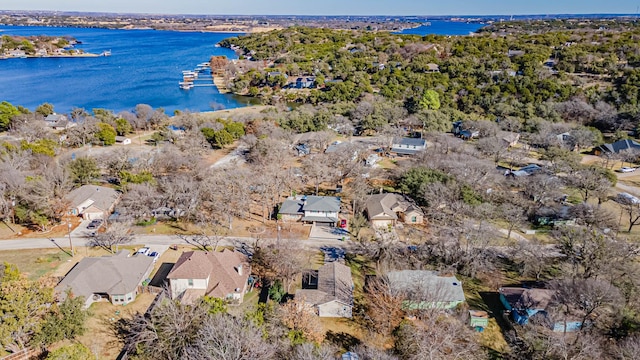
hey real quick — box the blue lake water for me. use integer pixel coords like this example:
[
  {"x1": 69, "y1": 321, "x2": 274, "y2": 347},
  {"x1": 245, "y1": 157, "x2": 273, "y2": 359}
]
[
  {"x1": 0, "y1": 26, "x2": 254, "y2": 114},
  {"x1": 396, "y1": 20, "x2": 485, "y2": 36}
]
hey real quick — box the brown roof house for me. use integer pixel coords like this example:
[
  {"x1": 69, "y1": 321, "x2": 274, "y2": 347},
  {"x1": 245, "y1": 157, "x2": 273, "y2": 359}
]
[
  {"x1": 296, "y1": 261, "x2": 354, "y2": 318},
  {"x1": 55, "y1": 250, "x2": 154, "y2": 308},
  {"x1": 167, "y1": 249, "x2": 250, "y2": 305},
  {"x1": 365, "y1": 193, "x2": 424, "y2": 228},
  {"x1": 65, "y1": 185, "x2": 120, "y2": 220}
]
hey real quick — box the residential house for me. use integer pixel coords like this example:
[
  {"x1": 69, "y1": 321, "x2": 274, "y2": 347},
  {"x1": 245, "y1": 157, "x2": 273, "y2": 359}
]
[
  {"x1": 279, "y1": 195, "x2": 341, "y2": 226},
  {"x1": 452, "y1": 121, "x2": 479, "y2": 140},
  {"x1": 391, "y1": 137, "x2": 427, "y2": 156},
  {"x1": 296, "y1": 261, "x2": 354, "y2": 318},
  {"x1": 55, "y1": 250, "x2": 154, "y2": 308},
  {"x1": 115, "y1": 136, "x2": 132, "y2": 145},
  {"x1": 508, "y1": 49, "x2": 526, "y2": 57},
  {"x1": 65, "y1": 185, "x2": 121, "y2": 220},
  {"x1": 499, "y1": 287, "x2": 583, "y2": 332},
  {"x1": 596, "y1": 139, "x2": 640, "y2": 155},
  {"x1": 167, "y1": 249, "x2": 250, "y2": 305},
  {"x1": 290, "y1": 76, "x2": 316, "y2": 89},
  {"x1": 426, "y1": 63, "x2": 440, "y2": 73},
  {"x1": 365, "y1": 153, "x2": 381, "y2": 167},
  {"x1": 8, "y1": 50, "x2": 26, "y2": 57},
  {"x1": 386, "y1": 270, "x2": 466, "y2": 310},
  {"x1": 44, "y1": 113, "x2": 76, "y2": 131},
  {"x1": 500, "y1": 131, "x2": 521, "y2": 147},
  {"x1": 365, "y1": 193, "x2": 424, "y2": 228},
  {"x1": 325, "y1": 141, "x2": 359, "y2": 160}
]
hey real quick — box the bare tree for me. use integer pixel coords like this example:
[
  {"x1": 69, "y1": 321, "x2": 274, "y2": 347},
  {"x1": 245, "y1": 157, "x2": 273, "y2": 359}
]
[
  {"x1": 616, "y1": 194, "x2": 640, "y2": 232},
  {"x1": 88, "y1": 222, "x2": 133, "y2": 253},
  {"x1": 178, "y1": 226, "x2": 228, "y2": 252},
  {"x1": 569, "y1": 166, "x2": 612, "y2": 203},
  {"x1": 185, "y1": 313, "x2": 278, "y2": 360},
  {"x1": 616, "y1": 335, "x2": 640, "y2": 360},
  {"x1": 394, "y1": 315, "x2": 485, "y2": 360},
  {"x1": 476, "y1": 136, "x2": 509, "y2": 164},
  {"x1": 550, "y1": 278, "x2": 622, "y2": 332},
  {"x1": 116, "y1": 297, "x2": 208, "y2": 360},
  {"x1": 363, "y1": 276, "x2": 406, "y2": 336},
  {"x1": 279, "y1": 296, "x2": 324, "y2": 343},
  {"x1": 301, "y1": 154, "x2": 334, "y2": 195},
  {"x1": 510, "y1": 238, "x2": 553, "y2": 281},
  {"x1": 501, "y1": 202, "x2": 528, "y2": 240},
  {"x1": 251, "y1": 241, "x2": 309, "y2": 293}
]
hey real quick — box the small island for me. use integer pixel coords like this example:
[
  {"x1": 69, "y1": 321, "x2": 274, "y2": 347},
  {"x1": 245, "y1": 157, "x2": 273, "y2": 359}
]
[{"x1": 0, "y1": 34, "x2": 103, "y2": 59}]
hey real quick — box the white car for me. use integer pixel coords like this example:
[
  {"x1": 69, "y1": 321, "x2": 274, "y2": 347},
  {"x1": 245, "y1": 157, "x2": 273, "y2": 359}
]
[
  {"x1": 618, "y1": 192, "x2": 640, "y2": 204},
  {"x1": 135, "y1": 247, "x2": 150, "y2": 256},
  {"x1": 620, "y1": 167, "x2": 636, "y2": 173}
]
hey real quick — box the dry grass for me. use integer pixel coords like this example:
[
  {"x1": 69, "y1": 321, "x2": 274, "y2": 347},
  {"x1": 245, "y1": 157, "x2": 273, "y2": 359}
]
[
  {"x1": 0, "y1": 216, "x2": 84, "y2": 240},
  {"x1": 0, "y1": 248, "x2": 73, "y2": 280},
  {"x1": 197, "y1": 105, "x2": 273, "y2": 121},
  {"x1": 77, "y1": 292, "x2": 156, "y2": 359}
]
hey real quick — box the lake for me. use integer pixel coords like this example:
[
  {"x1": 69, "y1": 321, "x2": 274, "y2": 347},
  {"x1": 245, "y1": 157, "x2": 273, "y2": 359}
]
[
  {"x1": 0, "y1": 26, "x2": 255, "y2": 114},
  {"x1": 396, "y1": 20, "x2": 485, "y2": 36},
  {"x1": 0, "y1": 22, "x2": 484, "y2": 114}
]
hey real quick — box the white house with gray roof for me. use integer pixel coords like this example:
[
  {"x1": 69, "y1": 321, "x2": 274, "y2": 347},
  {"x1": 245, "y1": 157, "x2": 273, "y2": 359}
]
[
  {"x1": 55, "y1": 250, "x2": 155, "y2": 308},
  {"x1": 391, "y1": 137, "x2": 427, "y2": 156},
  {"x1": 296, "y1": 261, "x2": 354, "y2": 317},
  {"x1": 65, "y1": 185, "x2": 121, "y2": 220},
  {"x1": 386, "y1": 270, "x2": 465, "y2": 310},
  {"x1": 279, "y1": 195, "x2": 341, "y2": 226}
]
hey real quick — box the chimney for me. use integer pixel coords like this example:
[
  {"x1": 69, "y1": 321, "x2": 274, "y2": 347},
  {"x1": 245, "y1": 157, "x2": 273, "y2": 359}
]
[{"x1": 237, "y1": 264, "x2": 243, "y2": 276}]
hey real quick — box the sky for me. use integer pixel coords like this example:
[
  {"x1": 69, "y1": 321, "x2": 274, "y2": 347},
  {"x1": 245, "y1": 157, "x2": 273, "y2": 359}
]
[{"x1": 2, "y1": 0, "x2": 640, "y2": 16}]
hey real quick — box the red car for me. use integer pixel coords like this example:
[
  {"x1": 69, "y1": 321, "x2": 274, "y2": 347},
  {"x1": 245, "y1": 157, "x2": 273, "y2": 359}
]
[{"x1": 339, "y1": 219, "x2": 347, "y2": 228}]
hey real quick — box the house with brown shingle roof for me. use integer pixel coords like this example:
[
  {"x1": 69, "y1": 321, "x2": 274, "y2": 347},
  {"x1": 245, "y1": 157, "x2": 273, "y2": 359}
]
[
  {"x1": 365, "y1": 193, "x2": 423, "y2": 228},
  {"x1": 296, "y1": 261, "x2": 354, "y2": 318},
  {"x1": 166, "y1": 249, "x2": 250, "y2": 305}
]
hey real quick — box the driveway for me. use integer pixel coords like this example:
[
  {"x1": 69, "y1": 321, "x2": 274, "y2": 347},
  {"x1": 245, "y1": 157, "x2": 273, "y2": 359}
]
[{"x1": 309, "y1": 224, "x2": 350, "y2": 241}]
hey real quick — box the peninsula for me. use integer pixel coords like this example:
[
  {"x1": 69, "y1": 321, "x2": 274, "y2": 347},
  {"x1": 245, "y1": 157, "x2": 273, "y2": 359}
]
[{"x1": 0, "y1": 34, "x2": 102, "y2": 59}]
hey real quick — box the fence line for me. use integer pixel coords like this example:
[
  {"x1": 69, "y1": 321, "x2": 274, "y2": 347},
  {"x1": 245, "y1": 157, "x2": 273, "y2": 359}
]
[{"x1": 0, "y1": 347, "x2": 42, "y2": 360}]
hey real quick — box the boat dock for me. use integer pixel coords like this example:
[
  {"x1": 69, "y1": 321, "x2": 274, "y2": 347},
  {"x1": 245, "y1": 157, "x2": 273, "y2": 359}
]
[{"x1": 179, "y1": 61, "x2": 228, "y2": 92}]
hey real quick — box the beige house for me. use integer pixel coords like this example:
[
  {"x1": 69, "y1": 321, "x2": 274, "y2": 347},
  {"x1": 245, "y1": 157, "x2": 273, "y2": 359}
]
[
  {"x1": 167, "y1": 249, "x2": 250, "y2": 305},
  {"x1": 365, "y1": 193, "x2": 424, "y2": 228},
  {"x1": 65, "y1": 185, "x2": 121, "y2": 220},
  {"x1": 55, "y1": 250, "x2": 154, "y2": 308},
  {"x1": 296, "y1": 261, "x2": 354, "y2": 318}
]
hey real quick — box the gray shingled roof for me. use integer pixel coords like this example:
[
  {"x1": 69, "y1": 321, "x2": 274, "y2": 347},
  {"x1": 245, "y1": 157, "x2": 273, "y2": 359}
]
[
  {"x1": 296, "y1": 262, "x2": 354, "y2": 306},
  {"x1": 55, "y1": 250, "x2": 154, "y2": 301},
  {"x1": 279, "y1": 197, "x2": 304, "y2": 215},
  {"x1": 394, "y1": 137, "x2": 426, "y2": 147},
  {"x1": 65, "y1": 185, "x2": 120, "y2": 212},
  {"x1": 387, "y1": 270, "x2": 465, "y2": 303},
  {"x1": 597, "y1": 139, "x2": 640, "y2": 154},
  {"x1": 304, "y1": 196, "x2": 341, "y2": 212}
]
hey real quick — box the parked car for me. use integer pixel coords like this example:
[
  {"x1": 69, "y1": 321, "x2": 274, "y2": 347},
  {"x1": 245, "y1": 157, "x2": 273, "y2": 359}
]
[
  {"x1": 148, "y1": 251, "x2": 159, "y2": 262},
  {"x1": 617, "y1": 192, "x2": 640, "y2": 205},
  {"x1": 86, "y1": 219, "x2": 103, "y2": 230},
  {"x1": 620, "y1": 167, "x2": 636, "y2": 173},
  {"x1": 135, "y1": 247, "x2": 150, "y2": 256},
  {"x1": 339, "y1": 219, "x2": 347, "y2": 228}
]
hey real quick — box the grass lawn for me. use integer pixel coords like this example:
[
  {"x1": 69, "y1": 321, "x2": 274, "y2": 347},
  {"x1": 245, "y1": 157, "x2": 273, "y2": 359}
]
[
  {"x1": 0, "y1": 248, "x2": 74, "y2": 280},
  {"x1": 77, "y1": 292, "x2": 156, "y2": 359}
]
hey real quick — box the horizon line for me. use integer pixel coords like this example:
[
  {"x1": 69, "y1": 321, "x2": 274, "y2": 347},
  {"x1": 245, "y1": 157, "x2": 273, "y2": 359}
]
[{"x1": 2, "y1": 10, "x2": 640, "y2": 18}]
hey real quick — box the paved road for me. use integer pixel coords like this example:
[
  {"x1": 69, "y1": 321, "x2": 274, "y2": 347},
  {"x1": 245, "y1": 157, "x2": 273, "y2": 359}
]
[{"x1": 0, "y1": 234, "x2": 350, "y2": 251}]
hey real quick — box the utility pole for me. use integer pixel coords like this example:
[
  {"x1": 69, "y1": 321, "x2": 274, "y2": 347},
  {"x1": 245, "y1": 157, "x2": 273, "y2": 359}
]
[{"x1": 67, "y1": 221, "x2": 74, "y2": 257}]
